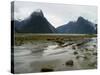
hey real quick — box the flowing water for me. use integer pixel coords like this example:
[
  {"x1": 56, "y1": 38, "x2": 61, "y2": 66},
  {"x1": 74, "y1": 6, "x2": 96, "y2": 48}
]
[{"x1": 13, "y1": 37, "x2": 97, "y2": 73}]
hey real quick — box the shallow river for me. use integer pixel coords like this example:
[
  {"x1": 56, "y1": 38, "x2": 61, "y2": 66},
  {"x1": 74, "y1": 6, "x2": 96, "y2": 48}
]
[{"x1": 13, "y1": 38, "x2": 97, "y2": 74}]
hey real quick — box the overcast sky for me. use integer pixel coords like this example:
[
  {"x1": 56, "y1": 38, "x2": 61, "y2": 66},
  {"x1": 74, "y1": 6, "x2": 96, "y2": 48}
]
[{"x1": 13, "y1": 1, "x2": 97, "y2": 28}]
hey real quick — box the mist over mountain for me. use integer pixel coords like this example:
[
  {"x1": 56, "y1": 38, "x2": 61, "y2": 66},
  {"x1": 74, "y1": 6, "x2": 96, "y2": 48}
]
[
  {"x1": 12, "y1": 9, "x2": 97, "y2": 34},
  {"x1": 12, "y1": 9, "x2": 57, "y2": 33},
  {"x1": 57, "y1": 16, "x2": 97, "y2": 34}
]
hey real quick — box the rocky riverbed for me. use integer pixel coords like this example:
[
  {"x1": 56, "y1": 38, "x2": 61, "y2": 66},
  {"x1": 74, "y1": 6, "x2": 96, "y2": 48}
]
[{"x1": 13, "y1": 37, "x2": 97, "y2": 74}]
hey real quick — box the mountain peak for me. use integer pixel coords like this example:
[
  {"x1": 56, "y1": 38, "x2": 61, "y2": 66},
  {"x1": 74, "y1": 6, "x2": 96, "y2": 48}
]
[
  {"x1": 77, "y1": 16, "x2": 85, "y2": 22},
  {"x1": 77, "y1": 16, "x2": 88, "y2": 23},
  {"x1": 31, "y1": 9, "x2": 44, "y2": 17},
  {"x1": 35, "y1": 9, "x2": 42, "y2": 13},
  {"x1": 14, "y1": 9, "x2": 57, "y2": 33},
  {"x1": 57, "y1": 16, "x2": 96, "y2": 34}
]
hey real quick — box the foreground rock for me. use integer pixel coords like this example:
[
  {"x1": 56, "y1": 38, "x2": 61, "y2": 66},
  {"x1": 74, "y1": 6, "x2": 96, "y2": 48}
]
[
  {"x1": 65, "y1": 60, "x2": 74, "y2": 67},
  {"x1": 40, "y1": 68, "x2": 54, "y2": 72}
]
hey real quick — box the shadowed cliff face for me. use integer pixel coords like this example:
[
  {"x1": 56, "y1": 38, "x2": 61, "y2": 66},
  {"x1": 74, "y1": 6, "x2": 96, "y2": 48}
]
[
  {"x1": 57, "y1": 16, "x2": 97, "y2": 34},
  {"x1": 12, "y1": 9, "x2": 57, "y2": 33}
]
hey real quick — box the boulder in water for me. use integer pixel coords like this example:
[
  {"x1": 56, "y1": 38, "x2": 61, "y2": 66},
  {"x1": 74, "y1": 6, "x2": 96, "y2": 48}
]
[
  {"x1": 73, "y1": 51, "x2": 78, "y2": 55},
  {"x1": 65, "y1": 60, "x2": 74, "y2": 67},
  {"x1": 40, "y1": 68, "x2": 54, "y2": 72}
]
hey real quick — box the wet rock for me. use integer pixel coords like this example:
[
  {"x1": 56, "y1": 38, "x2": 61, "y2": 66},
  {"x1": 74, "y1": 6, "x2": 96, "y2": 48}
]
[
  {"x1": 84, "y1": 52, "x2": 91, "y2": 56},
  {"x1": 65, "y1": 60, "x2": 74, "y2": 66},
  {"x1": 83, "y1": 56, "x2": 88, "y2": 60},
  {"x1": 85, "y1": 48, "x2": 89, "y2": 51},
  {"x1": 76, "y1": 56, "x2": 80, "y2": 59},
  {"x1": 88, "y1": 61, "x2": 97, "y2": 67},
  {"x1": 93, "y1": 45, "x2": 96, "y2": 48},
  {"x1": 55, "y1": 40, "x2": 65, "y2": 46},
  {"x1": 76, "y1": 43, "x2": 83, "y2": 46},
  {"x1": 61, "y1": 42, "x2": 73, "y2": 47},
  {"x1": 93, "y1": 52, "x2": 97, "y2": 56},
  {"x1": 73, "y1": 51, "x2": 78, "y2": 55},
  {"x1": 40, "y1": 68, "x2": 54, "y2": 72},
  {"x1": 72, "y1": 46, "x2": 76, "y2": 50},
  {"x1": 47, "y1": 39, "x2": 51, "y2": 41}
]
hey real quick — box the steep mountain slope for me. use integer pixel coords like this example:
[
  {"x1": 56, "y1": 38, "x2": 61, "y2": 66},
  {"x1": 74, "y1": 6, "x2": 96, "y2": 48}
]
[
  {"x1": 57, "y1": 16, "x2": 96, "y2": 34},
  {"x1": 12, "y1": 9, "x2": 57, "y2": 33}
]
